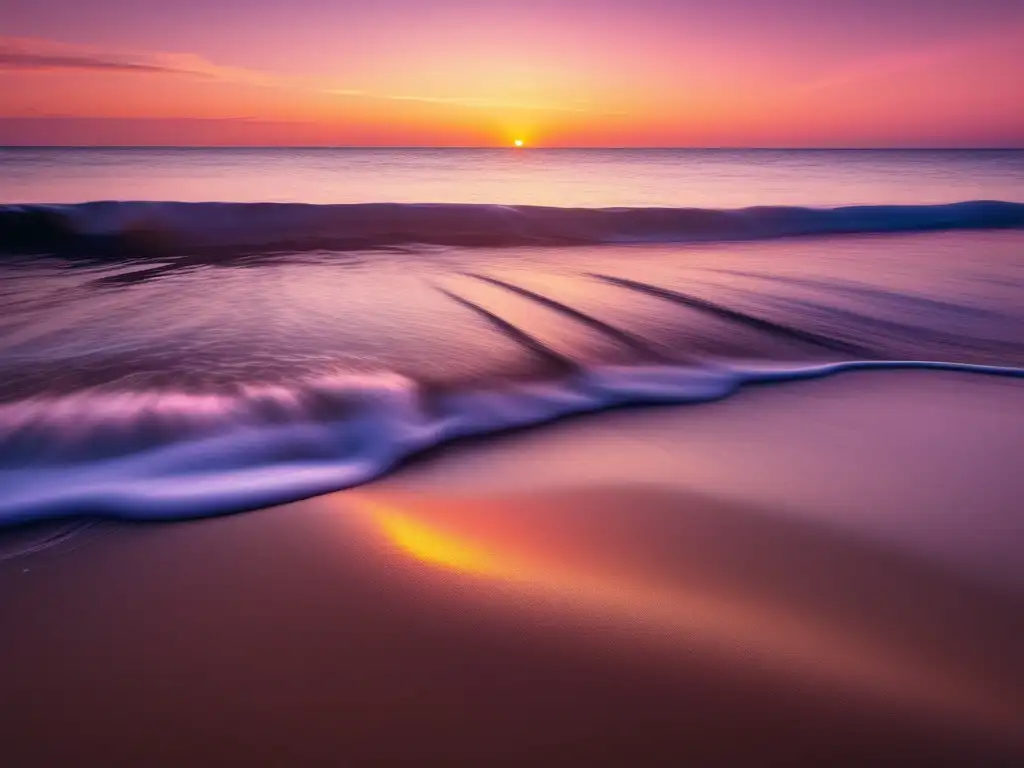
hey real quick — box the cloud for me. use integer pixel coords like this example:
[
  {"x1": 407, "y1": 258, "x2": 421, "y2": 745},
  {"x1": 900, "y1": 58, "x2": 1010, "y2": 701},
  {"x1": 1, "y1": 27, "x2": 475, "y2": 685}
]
[
  {"x1": 0, "y1": 37, "x2": 203, "y2": 76},
  {"x1": 0, "y1": 51, "x2": 186, "y2": 74},
  {"x1": 369, "y1": 92, "x2": 624, "y2": 116},
  {"x1": 0, "y1": 37, "x2": 291, "y2": 86},
  {"x1": 1, "y1": 36, "x2": 604, "y2": 116},
  {"x1": 381, "y1": 93, "x2": 597, "y2": 113}
]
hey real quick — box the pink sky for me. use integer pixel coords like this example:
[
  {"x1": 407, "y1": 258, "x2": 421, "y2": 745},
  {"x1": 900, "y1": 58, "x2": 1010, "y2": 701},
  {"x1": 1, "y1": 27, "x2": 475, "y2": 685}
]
[{"x1": 2, "y1": 0, "x2": 1023, "y2": 146}]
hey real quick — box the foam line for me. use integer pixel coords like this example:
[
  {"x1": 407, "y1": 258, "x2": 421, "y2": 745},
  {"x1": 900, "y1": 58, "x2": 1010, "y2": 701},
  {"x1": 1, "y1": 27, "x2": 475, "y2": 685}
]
[{"x1": 0, "y1": 359, "x2": 1020, "y2": 526}]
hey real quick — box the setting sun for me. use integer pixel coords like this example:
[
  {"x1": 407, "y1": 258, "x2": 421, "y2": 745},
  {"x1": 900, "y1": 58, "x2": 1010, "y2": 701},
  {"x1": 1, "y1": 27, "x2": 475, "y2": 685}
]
[{"x1": 514, "y1": 139, "x2": 524, "y2": 147}]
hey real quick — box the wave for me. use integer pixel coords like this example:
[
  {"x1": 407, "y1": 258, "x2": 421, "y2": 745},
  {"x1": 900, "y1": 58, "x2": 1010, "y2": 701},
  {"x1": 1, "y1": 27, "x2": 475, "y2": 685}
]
[
  {"x1": 1, "y1": 360, "x2": 1021, "y2": 526},
  {"x1": 3, "y1": 200, "x2": 1024, "y2": 256}
]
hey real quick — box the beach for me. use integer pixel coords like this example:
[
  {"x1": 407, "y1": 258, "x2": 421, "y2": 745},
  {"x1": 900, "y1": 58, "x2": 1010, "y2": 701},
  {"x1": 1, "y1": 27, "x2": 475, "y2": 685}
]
[
  {"x1": 3, "y1": 370, "x2": 1021, "y2": 765},
  {"x1": 2, "y1": 148, "x2": 1023, "y2": 765},
  {"x1": 4, "y1": 0, "x2": 1024, "y2": 757}
]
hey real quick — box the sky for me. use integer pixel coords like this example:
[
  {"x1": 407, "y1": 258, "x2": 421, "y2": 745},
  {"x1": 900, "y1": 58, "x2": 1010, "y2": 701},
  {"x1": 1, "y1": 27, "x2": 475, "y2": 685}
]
[{"x1": 2, "y1": 0, "x2": 1023, "y2": 147}]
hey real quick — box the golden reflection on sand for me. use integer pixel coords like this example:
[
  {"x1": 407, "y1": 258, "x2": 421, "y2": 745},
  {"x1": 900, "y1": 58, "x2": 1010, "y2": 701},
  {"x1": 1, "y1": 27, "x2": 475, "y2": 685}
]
[
  {"x1": 376, "y1": 508, "x2": 504, "y2": 575},
  {"x1": 352, "y1": 493, "x2": 1023, "y2": 743}
]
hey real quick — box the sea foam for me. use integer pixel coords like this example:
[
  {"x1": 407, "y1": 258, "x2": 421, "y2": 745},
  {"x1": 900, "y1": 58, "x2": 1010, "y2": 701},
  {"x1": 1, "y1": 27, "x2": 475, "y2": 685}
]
[{"x1": 1, "y1": 360, "x2": 1021, "y2": 525}]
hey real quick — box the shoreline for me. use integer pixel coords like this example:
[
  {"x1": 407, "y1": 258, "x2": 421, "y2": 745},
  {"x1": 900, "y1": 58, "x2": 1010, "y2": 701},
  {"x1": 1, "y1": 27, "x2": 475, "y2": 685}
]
[
  {"x1": 2, "y1": 370, "x2": 1022, "y2": 764},
  {"x1": 2, "y1": 359, "x2": 1022, "y2": 528}
]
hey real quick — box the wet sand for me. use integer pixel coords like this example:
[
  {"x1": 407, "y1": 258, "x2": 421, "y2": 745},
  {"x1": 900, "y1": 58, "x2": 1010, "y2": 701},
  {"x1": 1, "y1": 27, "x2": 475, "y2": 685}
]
[{"x1": 1, "y1": 371, "x2": 1022, "y2": 765}]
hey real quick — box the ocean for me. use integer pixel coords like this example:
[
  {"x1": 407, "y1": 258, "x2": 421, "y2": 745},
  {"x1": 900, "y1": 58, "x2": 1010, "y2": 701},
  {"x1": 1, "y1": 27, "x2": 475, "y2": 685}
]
[
  {"x1": 2, "y1": 147, "x2": 1023, "y2": 524},
  {"x1": 5, "y1": 147, "x2": 1024, "y2": 207}
]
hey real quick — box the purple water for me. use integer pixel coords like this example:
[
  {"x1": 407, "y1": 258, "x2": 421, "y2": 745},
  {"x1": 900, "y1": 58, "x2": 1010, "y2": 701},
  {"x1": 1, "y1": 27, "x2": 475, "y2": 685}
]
[{"x1": 1, "y1": 148, "x2": 1022, "y2": 524}]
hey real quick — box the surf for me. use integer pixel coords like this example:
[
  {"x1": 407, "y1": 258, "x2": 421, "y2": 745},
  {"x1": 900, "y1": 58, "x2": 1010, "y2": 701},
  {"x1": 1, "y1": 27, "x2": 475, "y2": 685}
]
[
  {"x1": 1, "y1": 359, "x2": 1022, "y2": 526},
  {"x1": 3, "y1": 200, "x2": 1024, "y2": 257}
]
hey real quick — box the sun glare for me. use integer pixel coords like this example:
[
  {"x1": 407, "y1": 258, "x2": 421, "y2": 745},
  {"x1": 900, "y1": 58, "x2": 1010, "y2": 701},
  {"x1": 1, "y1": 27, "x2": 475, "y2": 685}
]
[
  {"x1": 372, "y1": 506, "x2": 502, "y2": 575},
  {"x1": 514, "y1": 139, "x2": 524, "y2": 147}
]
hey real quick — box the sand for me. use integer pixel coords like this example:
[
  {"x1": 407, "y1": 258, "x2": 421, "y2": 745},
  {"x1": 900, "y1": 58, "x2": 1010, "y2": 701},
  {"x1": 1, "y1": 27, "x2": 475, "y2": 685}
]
[{"x1": 1, "y1": 370, "x2": 1022, "y2": 765}]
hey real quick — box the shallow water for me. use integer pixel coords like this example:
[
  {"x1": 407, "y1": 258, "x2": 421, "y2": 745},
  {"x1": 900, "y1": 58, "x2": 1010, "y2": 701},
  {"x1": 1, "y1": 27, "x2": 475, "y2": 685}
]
[{"x1": 1, "y1": 149, "x2": 1023, "y2": 524}]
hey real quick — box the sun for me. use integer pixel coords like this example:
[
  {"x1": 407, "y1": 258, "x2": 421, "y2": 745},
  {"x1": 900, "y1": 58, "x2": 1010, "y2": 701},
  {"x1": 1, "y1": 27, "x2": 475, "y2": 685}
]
[{"x1": 513, "y1": 139, "x2": 524, "y2": 147}]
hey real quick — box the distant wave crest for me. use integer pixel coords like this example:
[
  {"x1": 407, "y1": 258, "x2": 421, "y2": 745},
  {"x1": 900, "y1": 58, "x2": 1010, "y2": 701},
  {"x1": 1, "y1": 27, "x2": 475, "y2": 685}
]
[{"x1": 2, "y1": 200, "x2": 1024, "y2": 256}]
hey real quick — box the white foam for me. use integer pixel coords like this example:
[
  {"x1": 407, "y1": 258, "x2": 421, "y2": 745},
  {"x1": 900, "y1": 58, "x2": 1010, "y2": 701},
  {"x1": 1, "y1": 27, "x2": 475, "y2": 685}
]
[{"x1": 1, "y1": 360, "x2": 1020, "y2": 525}]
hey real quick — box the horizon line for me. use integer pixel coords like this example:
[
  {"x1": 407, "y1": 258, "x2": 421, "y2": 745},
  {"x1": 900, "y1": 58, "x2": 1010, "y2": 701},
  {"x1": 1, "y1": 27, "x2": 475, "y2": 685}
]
[{"x1": 3, "y1": 145, "x2": 1024, "y2": 151}]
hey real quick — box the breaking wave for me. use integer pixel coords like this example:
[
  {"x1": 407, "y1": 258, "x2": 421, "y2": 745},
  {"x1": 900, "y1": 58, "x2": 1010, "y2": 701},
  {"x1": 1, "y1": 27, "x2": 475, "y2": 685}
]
[
  {"x1": 1, "y1": 360, "x2": 1021, "y2": 526},
  {"x1": 3, "y1": 200, "x2": 1024, "y2": 256}
]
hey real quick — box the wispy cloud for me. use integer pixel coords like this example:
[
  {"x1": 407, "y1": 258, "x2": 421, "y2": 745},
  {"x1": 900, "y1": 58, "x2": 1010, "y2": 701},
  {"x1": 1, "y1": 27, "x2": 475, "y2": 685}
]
[
  {"x1": 0, "y1": 38, "x2": 198, "y2": 75},
  {"x1": 0, "y1": 37, "x2": 291, "y2": 85},
  {"x1": 0, "y1": 52, "x2": 183, "y2": 74},
  {"x1": 380, "y1": 93, "x2": 596, "y2": 113},
  {"x1": 1, "y1": 36, "x2": 604, "y2": 116},
  {"x1": 355, "y1": 92, "x2": 623, "y2": 116}
]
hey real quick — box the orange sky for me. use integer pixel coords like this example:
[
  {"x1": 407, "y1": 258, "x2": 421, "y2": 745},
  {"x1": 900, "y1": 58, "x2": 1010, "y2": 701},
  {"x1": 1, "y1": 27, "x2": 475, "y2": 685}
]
[{"x1": 2, "y1": 1, "x2": 1023, "y2": 146}]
